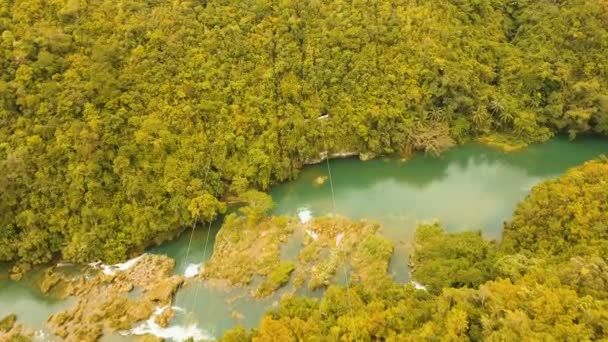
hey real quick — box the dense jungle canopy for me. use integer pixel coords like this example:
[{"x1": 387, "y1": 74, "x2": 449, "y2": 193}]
[{"x1": 0, "y1": 0, "x2": 607, "y2": 268}]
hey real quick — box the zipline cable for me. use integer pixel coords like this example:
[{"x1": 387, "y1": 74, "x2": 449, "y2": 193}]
[
  {"x1": 189, "y1": 202, "x2": 215, "y2": 312},
  {"x1": 187, "y1": 144, "x2": 228, "y2": 318},
  {"x1": 178, "y1": 142, "x2": 217, "y2": 313},
  {"x1": 322, "y1": 127, "x2": 356, "y2": 337},
  {"x1": 325, "y1": 148, "x2": 338, "y2": 215},
  {"x1": 183, "y1": 145, "x2": 215, "y2": 264}
]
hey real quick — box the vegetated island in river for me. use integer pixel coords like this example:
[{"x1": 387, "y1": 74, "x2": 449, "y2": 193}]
[{"x1": 199, "y1": 197, "x2": 393, "y2": 296}]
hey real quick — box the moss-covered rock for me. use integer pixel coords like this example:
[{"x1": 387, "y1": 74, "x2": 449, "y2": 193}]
[
  {"x1": 146, "y1": 276, "x2": 183, "y2": 303},
  {"x1": 153, "y1": 306, "x2": 174, "y2": 328},
  {"x1": 201, "y1": 213, "x2": 394, "y2": 297},
  {"x1": 138, "y1": 334, "x2": 164, "y2": 342},
  {"x1": 0, "y1": 316, "x2": 32, "y2": 342},
  {"x1": 359, "y1": 152, "x2": 376, "y2": 161},
  {"x1": 202, "y1": 214, "x2": 294, "y2": 288},
  {"x1": 294, "y1": 216, "x2": 391, "y2": 290},
  {"x1": 39, "y1": 268, "x2": 62, "y2": 294},
  {"x1": 255, "y1": 262, "x2": 296, "y2": 298},
  {"x1": 8, "y1": 263, "x2": 30, "y2": 281},
  {"x1": 231, "y1": 311, "x2": 244, "y2": 320},
  {"x1": 478, "y1": 134, "x2": 528, "y2": 152},
  {"x1": 47, "y1": 254, "x2": 183, "y2": 342},
  {"x1": 0, "y1": 314, "x2": 16, "y2": 333},
  {"x1": 0, "y1": 330, "x2": 32, "y2": 342},
  {"x1": 197, "y1": 193, "x2": 304, "y2": 298},
  {"x1": 313, "y1": 175, "x2": 328, "y2": 187}
]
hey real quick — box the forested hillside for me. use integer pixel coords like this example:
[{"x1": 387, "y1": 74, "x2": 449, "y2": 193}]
[
  {"x1": 1, "y1": 0, "x2": 607, "y2": 267},
  {"x1": 221, "y1": 159, "x2": 608, "y2": 340}
]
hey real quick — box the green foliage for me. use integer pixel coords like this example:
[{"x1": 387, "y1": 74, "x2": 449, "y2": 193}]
[
  {"x1": 478, "y1": 133, "x2": 529, "y2": 152},
  {"x1": 292, "y1": 217, "x2": 387, "y2": 291},
  {"x1": 477, "y1": 278, "x2": 607, "y2": 341},
  {"x1": 0, "y1": 0, "x2": 607, "y2": 266},
  {"x1": 351, "y1": 234, "x2": 394, "y2": 289},
  {"x1": 0, "y1": 314, "x2": 16, "y2": 333},
  {"x1": 502, "y1": 159, "x2": 608, "y2": 259},
  {"x1": 411, "y1": 223, "x2": 498, "y2": 294},
  {"x1": 222, "y1": 159, "x2": 608, "y2": 341},
  {"x1": 188, "y1": 194, "x2": 226, "y2": 222},
  {"x1": 238, "y1": 191, "x2": 275, "y2": 226},
  {"x1": 307, "y1": 251, "x2": 339, "y2": 291},
  {"x1": 220, "y1": 326, "x2": 252, "y2": 342},
  {"x1": 202, "y1": 208, "x2": 292, "y2": 287},
  {"x1": 255, "y1": 262, "x2": 295, "y2": 298}
]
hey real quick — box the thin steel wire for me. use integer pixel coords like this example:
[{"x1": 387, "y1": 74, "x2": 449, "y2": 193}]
[{"x1": 322, "y1": 128, "x2": 356, "y2": 338}]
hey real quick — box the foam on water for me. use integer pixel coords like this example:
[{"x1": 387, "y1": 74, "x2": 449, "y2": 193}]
[
  {"x1": 33, "y1": 329, "x2": 49, "y2": 342},
  {"x1": 184, "y1": 263, "x2": 201, "y2": 278},
  {"x1": 125, "y1": 306, "x2": 214, "y2": 342},
  {"x1": 89, "y1": 255, "x2": 144, "y2": 276},
  {"x1": 297, "y1": 207, "x2": 313, "y2": 223}
]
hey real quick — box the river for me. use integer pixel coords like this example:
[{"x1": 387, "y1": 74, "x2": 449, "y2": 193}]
[{"x1": 1, "y1": 136, "x2": 608, "y2": 341}]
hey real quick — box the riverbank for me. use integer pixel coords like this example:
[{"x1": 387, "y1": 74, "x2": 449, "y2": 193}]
[
  {"x1": 0, "y1": 133, "x2": 567, "y2": 282},
  {"x1": 2, "y1": 137, "x2": 608, "y2": 340}
]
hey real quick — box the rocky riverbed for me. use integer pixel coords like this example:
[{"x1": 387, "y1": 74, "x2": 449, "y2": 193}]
[{"x1": 45, "y1": 254, "x2": 183, "y2": 341}]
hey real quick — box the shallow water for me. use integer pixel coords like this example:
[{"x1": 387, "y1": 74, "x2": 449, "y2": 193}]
[
  {"x1": 0, "y1": 265, "x2": 74, "y2": 341},
  {"x1": 270, "y1": 137, "x2": 608, "y2": 282},
  {"x1": 2, "y1": 136, "x2": 608, "y2": 340}
]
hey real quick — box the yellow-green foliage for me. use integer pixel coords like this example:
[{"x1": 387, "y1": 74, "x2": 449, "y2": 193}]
[
  {"x1": 478, "y1": 134, "x2": 529, "y2": 152},
  {"x1": 255, "y1": 262, "x2": 296, "y2": 298},
  {"x1": 297, "y1": 243, "x2": 320, "y2": 265},
  {"x1": 503, "y1": 159, "x2": 608, "y2": 259},
  {"x1": 202, "y1": 194, "x2": 292, "y2": 288},
  {"x1": 294, "y1": 217, "x2": 386, "y2": 290},
  {"x1": 221, "y1": 159, "x2": 608, "y2": 341},
  {"x1": 203, "y1": 214, "x2": 292, "y2": 285},
  {"x1": 411, "y1": 223, "x2": 498, "y2": 294},
  {"x1": 221, "y1": 326, "x2": 252, "y2": 342},
  {"x1": 203, "y1": 214, "x2": 392, "y2": 295},
  {"x1": 307, "y1": 252, "x2": 339, "y2": 291},
  {"x1": 1, "y1": 0, "x2": 607, "y2": 266},
  {"x1": 47, "y1": 255, "x2": 182, "y2": 342},
  {"x1": 0, "y1": 314, "x2": 16, "y2": 333},
  {"x1": 350, "y1": 235, "x2": 394, "y2": 289}
]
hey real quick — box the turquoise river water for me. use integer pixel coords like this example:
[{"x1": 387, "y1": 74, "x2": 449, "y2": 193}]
[{"x1": 1, "y1": 137, "x2": 608, "y2": 341}]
